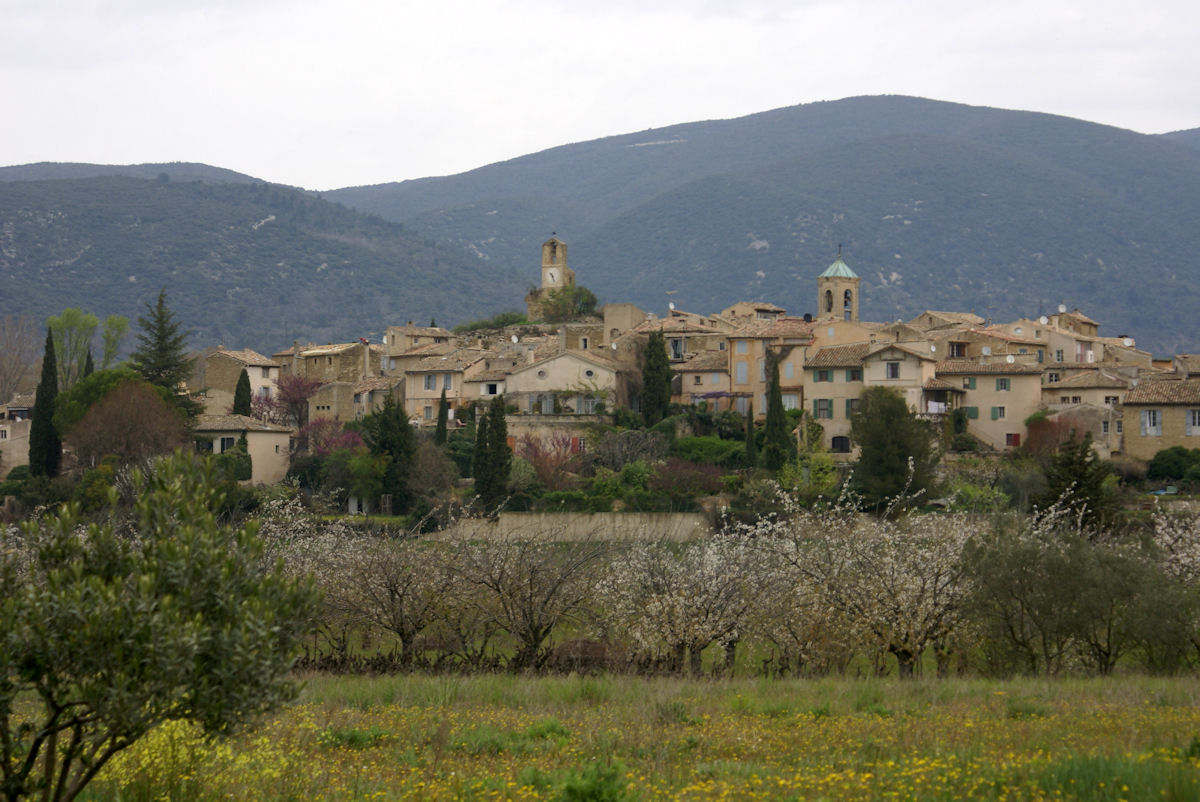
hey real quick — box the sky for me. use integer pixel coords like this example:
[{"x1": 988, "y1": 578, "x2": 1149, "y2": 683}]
[{"x1": 4, "y1": 0, "x2": 1199, "y2": 190}]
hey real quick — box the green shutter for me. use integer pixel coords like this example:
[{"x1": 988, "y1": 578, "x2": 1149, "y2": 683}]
[
  {"x1": 966, "y1": 406, "x2": 979, "y2": 419},
  {"x1": 990, "y1": 406, "x2": 1000, "y2": 420},
  {"x1": 813, "y1": 399, "x2": 820, "y2": 416},
  {"x1": 845, "y1": 399, "x2": 853, "y2": 418},
  {"x1": 967, "y1": 377, "x2": 976, "y2": 390}
]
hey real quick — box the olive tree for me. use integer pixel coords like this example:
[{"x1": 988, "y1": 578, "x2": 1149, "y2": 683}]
[{"x1": 0, "y1": 453, "x2": 319, "y2": 802}]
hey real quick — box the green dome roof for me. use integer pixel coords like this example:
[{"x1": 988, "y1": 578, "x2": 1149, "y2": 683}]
[{"x1": 819, "y1": 257, "x2": 858, "y2": 279}]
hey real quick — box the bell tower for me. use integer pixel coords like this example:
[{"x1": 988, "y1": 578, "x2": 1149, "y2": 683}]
[
  {"x1": 816, "y1": 247, "x2": 860, "y2": 322},
  {"x1": 541, "y1": 236, "x2": 575, "y2": 290}
]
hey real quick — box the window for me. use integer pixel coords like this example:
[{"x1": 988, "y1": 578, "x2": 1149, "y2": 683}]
[
  {"x1": 1006, "y1": 433, "x2": 1021, "y2": 447},
  {"x1": 758, "y1": 360, "x2": 765, "y2": 381},
  {"x1": 964, "y1": 406, "x2": 979, "y2": 419},
  {"x1": 1117, "y1": 420, "x2": 1123, "y2": 433},
  {"x1": 962, "y1": 377, "x2": 976, "y2": 390},
  {"x1": 991, "y1": 406, "x2": 1006, "y2": 420},
  {"x1": 735, "y1": 396, "x2": 749, "y2": 414},
  {"x1": 1037, "y1": 350, "x2": 1044, "y2": 364},
  {"x1": 711, "y1": 372, "x2": 720, "y2": 385},
  {"x1": 846, "y1": 368, "x2": 863, "y2": 382},
  {"x1": 735, "y1": 362, "x2": 748, "y2": 384},
  {"x1": 1104, "y1": 396, "x2": 1119, "y2": 406},
  {"x1": 1102, "y1": 420, "x2": 1110, "y2": 434},
  {"x1": 1188, "y1": 409, "x2": 1200, "y2": 435},
  {"x1": 782, "y1": 394, "x2": 798, "y2": 410},
  {"x1": 486, "y1": 383, "x2": 499, "y2": 395},
  {"x1": 949, "y1": 342, "x2": 967, "y2": 358},
  {"x1": 693, "y1": 375, "x2": 702, "y2": 385},
  {"x1": 423, "y1": 375, "x2": 436, "y2": 391},
  {"x1": 1071, "y1": 396, "x2": 1081, "y2": 404},
  {"x1": 580, "y1": 337, "x2": 589, "y2": 350},
  {"x1": 669, "y1": 338, "x2": 684, "y2": 360},
  {"x1": 815, "y1": 369, "x2": 833, "y2": 382},
  {"x1": 0, "y1": 428, "x2": 7, "y2": 440},
  {"x1": 219, "y1": 436, "x2": 236, "y2": 453},
  {"x1": 813, "y1": 398, "x2": 833, "y2": 419},
  {"x1": 831, "y1": 435, "x2": 851, "y2": 453},
  {"x1": 719, "y1": 341, "x2": 726, "y2": 350},
  {"x1": 1047, "y1": 372, "x2": 1060, "y2": 383},
  {"x1": 537, "y1": 369, "x2": 547, "y2": 379},
  {"x1": 1141, "y1": 409, "x2": 1161, "y2": 436},
  {"x1": 1055, "y1": 349, "x2": 1064, "y2": 363},
  {"x1": 996, "y1": 378, "x2": 1010, "y2": 391},
  {"x1": 1060, "y1": 396, "x2": 1071, "y2": 404},
  {"x1": 584, "y1": 369, "x2": 595, "y2": 378},
  {"x1": 784, "y1": 362, "x2": 794, "y2": 379},
  {"x1": 886, "y1": 362, "x2": 900, "y2": 379},
  {"x1": 443, "y1": 373, "x2": 452, "y2": 390},
  {"x1": 424, "y1": 406, "x2": 433, "y2": 420},
  {"x1": 736, "y1": 341, "x2": 748, "y2": 355},
  {"x1": 845, "y1": 398, "x2": 861, "y2": 417},
  {"x1": 261, "y1": 367, "x2": 271, "y2": 378}
]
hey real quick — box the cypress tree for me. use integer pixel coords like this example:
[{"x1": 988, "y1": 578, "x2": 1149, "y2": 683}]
[
  {"x1": 358, "y1": 394, "x2": 416, "y2": 513},
  {"x1": 762, "y1": 357, "x2": 795, "y2": 471},
  {"x1": 29, "y1": 328, "x2": 62, "y2": 477},
  {"x1": 482, "y1": 395, "x2": 512, "y2": 512},
  {"x1": 434, "y1": 388, "x2": 449, "y2": 445},
  {"x1": 232, "y1": 368, "x2": 252, "y2": 416},
  {"x1": 82, "y1": 349, "x2": 95, "y2": 379},
  {"x1": 472, "y1": 408, "x2": 492, "y2": 500},
  {"x1": 641, "y1": 329, "x2": 672, "y2": 426},
  {"x1": 744, "y1": 402, "x2": 757, "y2": 468}
]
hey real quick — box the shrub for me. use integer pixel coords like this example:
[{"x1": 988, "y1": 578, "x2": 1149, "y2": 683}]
[{"x1": 670, "y1": 435, "x2": 745, "y2": 469}]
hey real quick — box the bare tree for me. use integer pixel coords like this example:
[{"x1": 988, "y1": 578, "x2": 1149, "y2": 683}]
[
  {"x1": 0, "y1": 314, "x2": 39, "y2": 404},
  {"x1": 65, "y1": 382, "x2": 188, "y2": 467},
  {"x1": 448, "y1": 530, "x2": 608, "y2": 671}
]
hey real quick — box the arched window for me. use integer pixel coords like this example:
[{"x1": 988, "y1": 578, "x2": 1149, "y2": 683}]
[
  {"x1": 824, "y1": 289, "x2": 833, "y2": 314},
  {"x1": 832, "y1": 436, "x2": 851, "y2": 453},
  {"x1": 843, "y1": 289, "x2": 853, "y2": 321}
]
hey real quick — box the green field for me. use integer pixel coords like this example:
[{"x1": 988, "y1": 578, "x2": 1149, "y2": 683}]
[{"x1": 82, "y1": 674, "x2": 1200, "y2": 801}]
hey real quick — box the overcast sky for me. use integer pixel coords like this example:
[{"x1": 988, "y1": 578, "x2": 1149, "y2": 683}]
[{"x1": 4, "y1": 0, "x2": 1198, "y2": 190}]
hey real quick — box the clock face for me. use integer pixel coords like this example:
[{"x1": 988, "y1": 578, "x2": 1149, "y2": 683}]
[{"x1": 547, "y1": 271, "x2": 556, "y2": 283}]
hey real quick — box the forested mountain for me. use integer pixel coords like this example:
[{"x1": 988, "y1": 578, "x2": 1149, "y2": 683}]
[
  {"x1": 327, "y1": 96, "x2": 1200, "y2": 354},
  {"x1": 0, "y1": 162, "x2": 261, "y2": 184},
  {"x1": 0, "y1": 176, "x2": 524, "y2": 352}
]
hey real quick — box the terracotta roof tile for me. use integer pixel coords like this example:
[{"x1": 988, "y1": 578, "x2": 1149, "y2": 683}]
[
  {"x1": 934, "y1": 358, "x2": 1043, "y2": 375},
  {"x1": 1124, "y1": 378, "x2": 1200, "y2": 405},
  {"x1": 195, "y1": 414, "x2": 293, "y2": 433},
  {"x1": 806, "y1": 343, "x2": 870, "y2": 368}
]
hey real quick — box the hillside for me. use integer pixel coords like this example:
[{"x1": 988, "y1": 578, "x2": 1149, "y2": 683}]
[
  {"x1": 0, "y1": 161, "x2": 261, "y2": 185},
  {"x1": 327, "y1": 96, "x2": 1200, "y2": 354},
  {"x1": 0, "y1": 176, "x2": 525, "y2": 352}
]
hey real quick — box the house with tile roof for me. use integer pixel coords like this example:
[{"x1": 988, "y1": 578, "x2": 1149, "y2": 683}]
[
  {"x1": 935, "y1": 359, "x2": 1043, "y2": 449},
  {"x1": 804, "y1": 343, "x2": 870, "y2": 456},
  {"x1": 193, "y1": 414, "x2": 293, "y2": 484},
  {"x1": 192, "y1": 346, "x2": 281, "y2": 415},
  {"x1": 1121, "y1": 378, "x2": 1200, "y2": 461}
]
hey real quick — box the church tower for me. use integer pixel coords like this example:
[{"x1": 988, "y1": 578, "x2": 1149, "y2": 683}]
[
  {"x1": 541, "y1": 236, "x2": 575, "y2": 290},
  {"x1": 817, "y1": 249, "x2": 861, "y2": 322}
]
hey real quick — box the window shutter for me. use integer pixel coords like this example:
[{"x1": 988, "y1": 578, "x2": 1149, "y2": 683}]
[
  {"x1": 813, "y1": 399, "x2": 819, "y2": 415},
  {"x1": 1140, "y1": 410, "x2": 1148, "y2": 436},
  {"x1": 846, "y1": 399, "x2": 854, "y2": 418},
  {"x1": 967, "y1": 377, "x2": 976, "y2": 390},
  {"x1": 1189, "y1": 411, "x2": 1194, "y2": 437},
  {"x1": 991, "y1": 406, "x2": 999, "y2": 420},
  {"x1": 967, "y1": 406, "x2": 978, "y2": 419}
]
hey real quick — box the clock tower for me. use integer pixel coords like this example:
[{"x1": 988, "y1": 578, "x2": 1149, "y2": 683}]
[{"x1": 541, "y1": 236, "x2": 575, "y2": 290}]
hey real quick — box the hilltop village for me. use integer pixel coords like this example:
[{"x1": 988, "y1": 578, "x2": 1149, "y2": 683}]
[
  {"x1": 4, "y1": 237, "x2": 1192, "y2": 488},
  {"x1": 152, "y1": 237, "x2": 1191, "y2": 485}
]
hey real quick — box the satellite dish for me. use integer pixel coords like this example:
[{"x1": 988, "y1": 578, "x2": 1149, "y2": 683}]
[
  {"x1": 982, "y1": 346, "x2": 992, "y2": 356},
  {"x1": 1006, "y1": 355, "x2": 1015, "y2": 364},
  {"x1": 610, "y1": 342, "x2": 617, "y2": 350},
  {"x1": 930, "y1": 344, "x2": 937, "y2": 352},
  {"x1": 1038, "y1": 316, "x2": 1049, "y2": 325},
  {"x1": 1123, "y1": 337, "x2": 1133, "y2": 347},
  {"x1": 668, "y1": 301, "x2": 676, "y2": 310},
  {"x1": 1057, "y1": 303, "x2": 1067, "y2": 314},
  {"x1": 510, "y1": 335, "x2": 518, "y2": 344},
  {"x1": 1014, "y1": 326, "x2": 1023, "y2": 335}
]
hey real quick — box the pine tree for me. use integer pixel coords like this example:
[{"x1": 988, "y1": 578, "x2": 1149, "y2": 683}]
[
  {"x1": 131, "y1": 289, "x2": 193, "y2": 395},
  {"x1": 641, "y1": 329, "x2": 672, "y2": 426},
  {"x1": 1035, "y1": 432, "x2": 1118, "y2": 530},
  {"x1": 28, "y1": 328, "x2": 62, "y2": 477},
  {"x1": 762, "y1": 357, "x2": 795, "y2": 471},
  {"x1": 358, "y1": 394, "x2": 416, "y2": 514},
  {"x1": 434, "y1": 388, "x2": 449, "y2": 445},
  {"x1": 233, "y1": 368, "x2": 252, "y2": 416},
  {"x1": 849, "y1": 386, "x2": 938, "y2": 512},
  {"x1": 744, "y1": 403, "x2": 757, "y2": 468}
]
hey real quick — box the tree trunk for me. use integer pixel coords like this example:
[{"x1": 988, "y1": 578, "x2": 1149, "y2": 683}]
[
  {"x1": 893, "y1": 647, "x2": 916, "y2": 679},
  {"x1": 688, "y1": 643, "x2": 704, "y2": 677}
]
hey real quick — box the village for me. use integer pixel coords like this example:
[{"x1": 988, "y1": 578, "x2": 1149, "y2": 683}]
[{"x1": 67, "y1": 236, "x2": 1189, "y2": 488}]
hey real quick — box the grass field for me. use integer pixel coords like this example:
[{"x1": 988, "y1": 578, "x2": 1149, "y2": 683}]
[{"x1": 82, "y1": 674, "x2": 1200, "y2": 801}]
